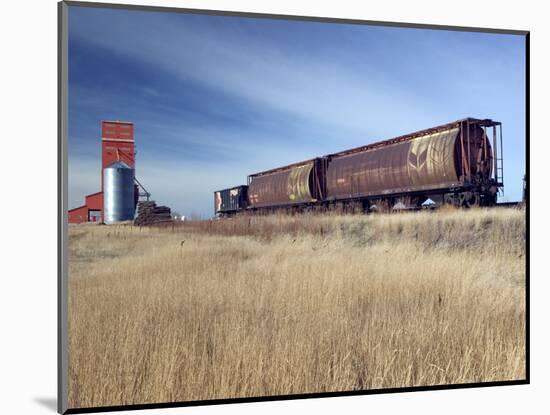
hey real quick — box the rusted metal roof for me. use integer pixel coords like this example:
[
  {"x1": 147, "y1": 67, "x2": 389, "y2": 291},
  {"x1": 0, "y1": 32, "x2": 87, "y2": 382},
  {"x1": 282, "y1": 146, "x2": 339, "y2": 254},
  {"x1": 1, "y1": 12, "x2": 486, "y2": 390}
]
[
  {"x1": 327, "y1": 118, "x2": 500, "y2": 158},
  {"x1": 248, "y1": 158, "x2": 318, "y2": 178}
]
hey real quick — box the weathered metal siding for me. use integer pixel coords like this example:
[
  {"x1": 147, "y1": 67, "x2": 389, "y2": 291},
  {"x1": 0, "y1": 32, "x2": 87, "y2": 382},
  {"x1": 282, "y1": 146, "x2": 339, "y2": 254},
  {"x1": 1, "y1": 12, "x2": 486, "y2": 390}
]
[
  {"x1": 215, "y1": 186, "x2": 248, "y2": 213},
  {"x1": 101, "y1": 121, "x2": 135, "y2": 169},
  {"x1": 248, "y1": 162, "x2": 314, "y2": 208},
  {"x1": 327, "y1": 128, "x2": 460, "y2": 199},
  {"x1": 103, "y1": 161, "x2": 136, "y2": 224},
  {"x1": 101, "y1": 121, "x2": 135, "y2": 195},
  {"x1": 68, "y1": 192, "x2": 104, "y2": 224},
  {"x1": 68, "y1": 205, "x2": 88, "y2": 224}
]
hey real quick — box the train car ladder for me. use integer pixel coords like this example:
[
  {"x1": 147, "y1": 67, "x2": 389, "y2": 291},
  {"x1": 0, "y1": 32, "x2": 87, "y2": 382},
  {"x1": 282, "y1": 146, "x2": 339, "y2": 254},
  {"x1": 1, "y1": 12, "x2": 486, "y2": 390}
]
[{"x1": 496, "y1": 124, "x2": 504, "y2": 190}]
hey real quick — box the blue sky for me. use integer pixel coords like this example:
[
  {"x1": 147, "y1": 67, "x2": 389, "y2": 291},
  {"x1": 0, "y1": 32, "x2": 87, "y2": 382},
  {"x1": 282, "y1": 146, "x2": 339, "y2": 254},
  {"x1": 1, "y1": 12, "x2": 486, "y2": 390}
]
[{"x1": 68, "y1": 6, "x2": 526, "y2": 217}]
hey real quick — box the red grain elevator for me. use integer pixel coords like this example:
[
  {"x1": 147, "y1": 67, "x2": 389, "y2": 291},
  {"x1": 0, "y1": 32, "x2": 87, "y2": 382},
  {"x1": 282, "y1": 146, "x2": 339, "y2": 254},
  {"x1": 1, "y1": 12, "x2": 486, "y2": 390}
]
[{"x1": 68, "y1": 121, "x2": 136, "y2": 224}]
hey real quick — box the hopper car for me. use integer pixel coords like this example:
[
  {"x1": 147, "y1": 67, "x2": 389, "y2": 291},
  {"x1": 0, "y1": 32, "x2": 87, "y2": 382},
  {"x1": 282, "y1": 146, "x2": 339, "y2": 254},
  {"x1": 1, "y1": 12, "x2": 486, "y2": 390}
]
[{"x1": 214, "y1": 118, "x2": 504, "y2": 216}]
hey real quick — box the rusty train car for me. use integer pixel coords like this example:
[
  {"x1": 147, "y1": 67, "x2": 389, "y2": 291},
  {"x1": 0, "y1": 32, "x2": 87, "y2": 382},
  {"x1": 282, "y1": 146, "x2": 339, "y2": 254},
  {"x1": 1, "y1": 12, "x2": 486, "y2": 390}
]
[{"x1": 214, "y1": 118, "x2": 504, "y2": 216}]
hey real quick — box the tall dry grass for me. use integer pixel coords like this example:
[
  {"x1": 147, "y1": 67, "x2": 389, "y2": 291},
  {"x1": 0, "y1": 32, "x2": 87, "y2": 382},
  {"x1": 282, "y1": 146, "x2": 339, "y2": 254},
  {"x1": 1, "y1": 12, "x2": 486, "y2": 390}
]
[{"x1": 68, "y1": 207, "x2": 526, "y2": 409}]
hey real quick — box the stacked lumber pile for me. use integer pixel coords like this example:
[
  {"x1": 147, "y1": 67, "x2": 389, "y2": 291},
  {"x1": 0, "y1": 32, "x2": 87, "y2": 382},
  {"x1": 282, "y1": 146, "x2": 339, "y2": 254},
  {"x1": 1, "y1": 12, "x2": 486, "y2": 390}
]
[{"x1": 134, "y1": 201, "x2": 172, "y2": 226}]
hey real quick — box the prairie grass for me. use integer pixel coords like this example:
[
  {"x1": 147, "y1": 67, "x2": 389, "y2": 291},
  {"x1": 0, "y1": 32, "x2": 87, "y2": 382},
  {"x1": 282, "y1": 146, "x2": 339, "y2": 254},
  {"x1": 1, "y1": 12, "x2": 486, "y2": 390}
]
[{"x1": 68, "y1": 207, "x2": 526, "y2": 409}]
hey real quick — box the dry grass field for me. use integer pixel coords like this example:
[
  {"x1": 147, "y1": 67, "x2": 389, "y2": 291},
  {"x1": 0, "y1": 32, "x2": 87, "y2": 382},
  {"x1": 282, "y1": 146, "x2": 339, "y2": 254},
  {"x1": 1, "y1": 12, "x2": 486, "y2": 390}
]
[{"x1": 67, "y1": 207, "x2": 526, "y2": 409}]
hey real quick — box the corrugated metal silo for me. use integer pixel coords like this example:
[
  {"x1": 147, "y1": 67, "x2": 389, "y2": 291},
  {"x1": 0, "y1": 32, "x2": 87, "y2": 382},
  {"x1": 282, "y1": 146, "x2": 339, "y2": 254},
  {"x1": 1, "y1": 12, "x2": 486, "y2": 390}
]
[{"x1": 103, "y1": 161, "x2": 136, "y2": 224}]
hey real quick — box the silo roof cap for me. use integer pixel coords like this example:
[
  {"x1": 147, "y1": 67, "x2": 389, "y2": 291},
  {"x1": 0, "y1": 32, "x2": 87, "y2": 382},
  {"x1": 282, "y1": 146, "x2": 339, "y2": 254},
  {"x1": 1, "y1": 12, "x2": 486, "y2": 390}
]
[{"x1": 105, "y1": 161, "x2": 132, "y2": 169}]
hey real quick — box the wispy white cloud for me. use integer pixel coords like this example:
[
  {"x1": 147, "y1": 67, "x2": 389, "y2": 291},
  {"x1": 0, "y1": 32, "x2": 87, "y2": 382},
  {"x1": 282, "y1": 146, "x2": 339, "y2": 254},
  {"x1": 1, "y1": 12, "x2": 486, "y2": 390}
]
[
  {"x1": 68, "y1": 8, "x2": 526, "y2": 212},
  {"x1": 68, "y1": 154, "x2": 243, "y2": 217},
  {"x1": 68, "y1": 156, "x2": 101, "y2": 209},
  {"x1": 69, "y1": 10, "x2": 445, "y2": 137}
]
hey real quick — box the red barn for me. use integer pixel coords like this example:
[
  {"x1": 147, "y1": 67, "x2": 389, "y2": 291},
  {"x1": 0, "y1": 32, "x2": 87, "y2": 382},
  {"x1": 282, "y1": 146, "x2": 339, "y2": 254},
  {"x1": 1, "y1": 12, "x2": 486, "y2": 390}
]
[{"x1": 68, "y1": 121, "x2": 135, "y2": 224}]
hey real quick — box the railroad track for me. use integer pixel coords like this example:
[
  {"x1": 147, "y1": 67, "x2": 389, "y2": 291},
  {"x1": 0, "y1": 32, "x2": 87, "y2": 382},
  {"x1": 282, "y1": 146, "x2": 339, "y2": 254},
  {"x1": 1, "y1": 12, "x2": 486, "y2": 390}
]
[
  {"x1": 494, "y1": 201, "x2": 523, "y2": 208},
  {"x1": 410, "y1": 201, "x2": 523, "y2": 211}
]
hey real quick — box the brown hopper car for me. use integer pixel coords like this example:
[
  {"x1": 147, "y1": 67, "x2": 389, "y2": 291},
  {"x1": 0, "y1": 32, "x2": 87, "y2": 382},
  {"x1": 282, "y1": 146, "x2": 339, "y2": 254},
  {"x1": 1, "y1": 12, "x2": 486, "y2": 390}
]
[
  {"x1": 215, "y1": 118, "x2": 503, "y2": 215},
  {"x1": 246, "y1": 158, "x2": 327, "y2": 208}
]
